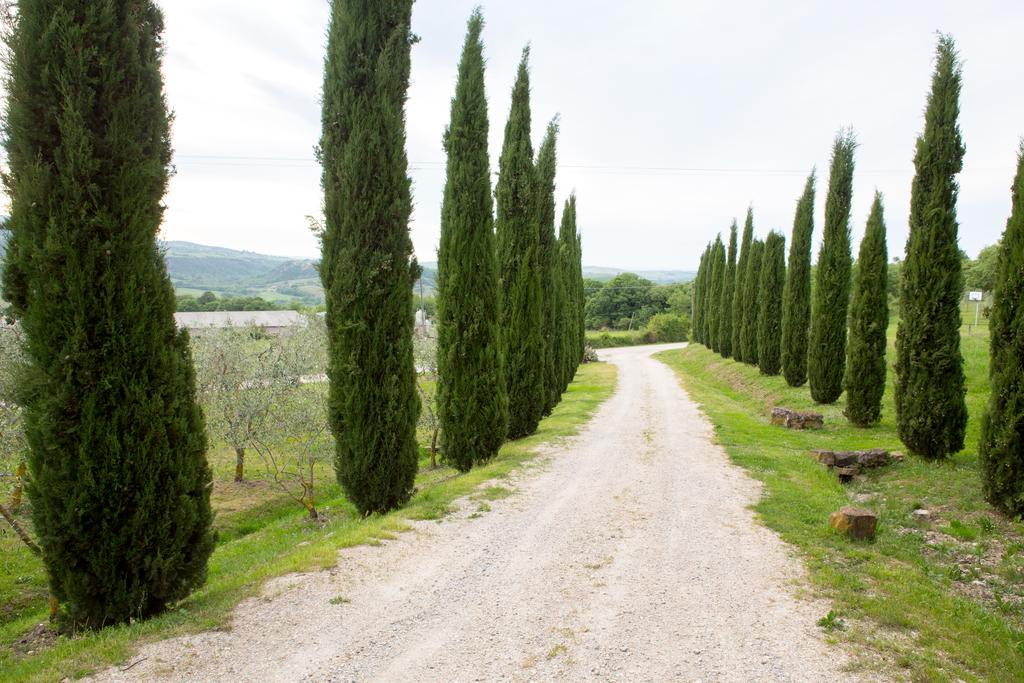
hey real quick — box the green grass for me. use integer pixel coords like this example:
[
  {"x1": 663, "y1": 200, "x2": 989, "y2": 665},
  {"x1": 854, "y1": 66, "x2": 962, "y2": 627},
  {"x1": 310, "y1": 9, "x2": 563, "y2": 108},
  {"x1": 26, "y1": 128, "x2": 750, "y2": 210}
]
[
  {"x1": 656, "y1": 328, "x2": 1024, "y2": 681},
  {"x1": 0, "y1": 362, "x2": 616, "y2": 682}
]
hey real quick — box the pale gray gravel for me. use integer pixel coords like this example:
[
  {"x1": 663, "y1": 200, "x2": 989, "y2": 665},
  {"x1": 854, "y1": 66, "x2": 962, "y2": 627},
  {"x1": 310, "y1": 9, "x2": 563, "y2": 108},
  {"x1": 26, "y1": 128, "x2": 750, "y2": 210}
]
[{"x1": 91, "y1": 343, "x2": 858, "y2": 682}]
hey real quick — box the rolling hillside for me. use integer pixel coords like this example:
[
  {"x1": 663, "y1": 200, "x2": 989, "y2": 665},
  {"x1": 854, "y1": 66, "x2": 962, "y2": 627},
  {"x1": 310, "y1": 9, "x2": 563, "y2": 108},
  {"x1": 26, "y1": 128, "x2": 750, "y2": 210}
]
[{"x1": 1, "y1": 235, "x2": 692, "y2": 306}]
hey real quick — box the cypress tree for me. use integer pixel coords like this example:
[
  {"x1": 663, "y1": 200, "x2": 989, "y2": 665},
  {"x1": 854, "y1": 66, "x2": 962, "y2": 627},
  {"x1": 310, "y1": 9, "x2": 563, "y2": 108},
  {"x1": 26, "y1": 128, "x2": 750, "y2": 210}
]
[
  {"x1": 732, "y1": 208, "x2": 754, "y2": 360},
  {"x1": 436, "y1": 10, "x2": 508, "y2": 472},
  {"x1": 707, "y1": 236, "x2": 726, "y2": 352},
  {"x1": 571, "y1": 199, "x2": 585, "y2": 371},
  {"x1": 535, "y1": 119, "x2": 561, "y2": 414},
  {"x1": 320, "y1": 0, "x2": 419, "y2": 513},
  {"x1": 894, "y1": 35, "x2": 968, "y2": 460},
  {"x1": 809, "y1": 131, "x2": 856, "y2": 404},
  {"x1": 980, "y1": 143, "x2": 1024, "y2": 513},
  {"x1": 718, "y1": 222, "x2": 738, "y2": 358},
  {"x1": 740, "y1": 239, "x2": 765, "y2": 365},
  {"x1": 845, "y1": 192, "x2": 889, "y2": 426},
  {"x1": 758, "y1": 231, "x2": 787, "y2": 375},
  {"x1": 781, "y1": 171, "x2": 816, "y2": 387},
  {"x1": 692, "y1": 245, "x2": 710, "y2": 346},
  {"x1": 0, "y1": 0, "x2": 213, "y2": 629},
  {"x1": 496, "y1": 48, "x2": 545, "y2": 438},
  {"x1": 558, "y1": 195, "x2": 581, "y2": 389}
]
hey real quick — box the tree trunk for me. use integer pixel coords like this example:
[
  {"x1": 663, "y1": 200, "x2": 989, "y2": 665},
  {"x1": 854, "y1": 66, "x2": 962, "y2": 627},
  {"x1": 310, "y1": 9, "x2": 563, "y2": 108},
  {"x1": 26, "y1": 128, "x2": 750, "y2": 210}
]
[
  {"x1": 11, "y1": 461, "x2": 26, "y2": 510},
  {"x1": 235, "y1": 447, "x2": 245, "y2": 482},
  {"x1": 0, "y1": 501, "x2": 41, "y2": 555},
  {"x1": 431, "y1": 428, "x2": 439, "y2": 469}
]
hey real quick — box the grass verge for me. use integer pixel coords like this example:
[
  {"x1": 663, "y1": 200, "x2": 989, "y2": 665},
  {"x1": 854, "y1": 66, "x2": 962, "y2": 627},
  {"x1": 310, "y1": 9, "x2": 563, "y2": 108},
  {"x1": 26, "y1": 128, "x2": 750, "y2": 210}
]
[
  {"x1": 656, "y1": 332, "x2": 1024, "y2": 682},
  {"x1": 0, "y1": 361, "x2": 616, "y2": 682}
]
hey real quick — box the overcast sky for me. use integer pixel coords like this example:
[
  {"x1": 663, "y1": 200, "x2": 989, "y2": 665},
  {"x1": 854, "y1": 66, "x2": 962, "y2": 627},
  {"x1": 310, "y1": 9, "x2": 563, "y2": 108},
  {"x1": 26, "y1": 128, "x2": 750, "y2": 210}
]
[{"x1": 16, "y1": 1, "x2": 1024, "y2": 270}]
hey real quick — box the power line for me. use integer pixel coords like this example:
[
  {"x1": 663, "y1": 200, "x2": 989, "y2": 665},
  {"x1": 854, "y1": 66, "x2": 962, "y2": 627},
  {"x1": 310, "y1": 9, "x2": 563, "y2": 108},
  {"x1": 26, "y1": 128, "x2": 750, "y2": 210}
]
[{"x1": 172, "y1": 154, "x2": 919, "y2": 177}]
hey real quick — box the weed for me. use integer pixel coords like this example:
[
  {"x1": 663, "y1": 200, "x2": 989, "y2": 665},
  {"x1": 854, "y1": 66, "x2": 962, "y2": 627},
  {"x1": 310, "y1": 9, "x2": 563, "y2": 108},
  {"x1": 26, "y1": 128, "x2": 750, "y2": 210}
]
[{"x1": 818, "y1": 610, "x2": 846, "y2": 632}]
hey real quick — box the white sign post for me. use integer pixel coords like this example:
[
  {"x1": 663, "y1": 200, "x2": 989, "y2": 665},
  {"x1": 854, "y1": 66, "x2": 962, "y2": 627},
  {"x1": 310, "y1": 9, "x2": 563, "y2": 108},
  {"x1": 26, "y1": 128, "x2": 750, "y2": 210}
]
[{"x1": 968, "y1": 291, "x2": 984, "y2": 331}]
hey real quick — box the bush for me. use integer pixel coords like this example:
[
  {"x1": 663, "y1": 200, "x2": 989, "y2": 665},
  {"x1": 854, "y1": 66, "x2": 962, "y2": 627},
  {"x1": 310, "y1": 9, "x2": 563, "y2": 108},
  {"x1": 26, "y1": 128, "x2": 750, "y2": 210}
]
[{"x1": 647, "y1": 313, "x2": 690, "y2": 343}]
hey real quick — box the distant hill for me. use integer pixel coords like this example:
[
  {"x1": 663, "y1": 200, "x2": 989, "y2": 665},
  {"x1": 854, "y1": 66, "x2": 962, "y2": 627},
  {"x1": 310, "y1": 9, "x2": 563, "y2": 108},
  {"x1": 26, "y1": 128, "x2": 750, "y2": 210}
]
[
  {"x1": 2, "y1": 236, "x2": 693, "y2": 306},
  {"x1": 582, "y1": 266, "x2": 696, "y2": 284}
]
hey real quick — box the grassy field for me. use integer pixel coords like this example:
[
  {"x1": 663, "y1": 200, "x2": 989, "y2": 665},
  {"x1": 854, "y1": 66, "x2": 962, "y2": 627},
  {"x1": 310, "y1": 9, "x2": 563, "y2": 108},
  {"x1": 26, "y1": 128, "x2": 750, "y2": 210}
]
[
  {"x1": 656, "y1": 328, "x2": 1024, "y2": 681},
  {"x1": 0, "y1": 362, "x2": 616, "y2": 682}
]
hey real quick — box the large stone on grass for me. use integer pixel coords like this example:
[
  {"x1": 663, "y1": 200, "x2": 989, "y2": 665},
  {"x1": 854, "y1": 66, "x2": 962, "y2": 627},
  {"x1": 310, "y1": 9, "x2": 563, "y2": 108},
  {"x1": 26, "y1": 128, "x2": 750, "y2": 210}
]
[
  {"x1": 812, "y1": 449, "x2": 896, "y2": 469},
  {"x1": 771, "y1": 407, "x2": 824, "y2": 430},
  {"x1": 829, "y1": 507, "x2": 877, "y2": 540}
]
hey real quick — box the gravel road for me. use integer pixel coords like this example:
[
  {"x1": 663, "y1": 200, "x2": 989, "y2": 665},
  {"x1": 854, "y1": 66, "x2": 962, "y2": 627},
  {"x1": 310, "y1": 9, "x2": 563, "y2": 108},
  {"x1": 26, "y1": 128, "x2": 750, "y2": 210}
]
[{"x1": 93, "y1": 343, "x2": 855, "y2": 682}]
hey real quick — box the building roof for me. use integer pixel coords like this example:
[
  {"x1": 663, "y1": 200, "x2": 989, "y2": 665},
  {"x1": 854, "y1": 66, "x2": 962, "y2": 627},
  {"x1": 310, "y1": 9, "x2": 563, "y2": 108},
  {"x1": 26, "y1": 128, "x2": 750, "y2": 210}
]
[{"x1": 174, "y1": 310, "x2": 306, "y2": 329}]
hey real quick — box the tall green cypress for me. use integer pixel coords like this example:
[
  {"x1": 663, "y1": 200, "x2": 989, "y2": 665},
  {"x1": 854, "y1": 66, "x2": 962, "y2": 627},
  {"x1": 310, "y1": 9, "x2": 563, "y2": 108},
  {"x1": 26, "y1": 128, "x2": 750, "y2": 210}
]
[
  {"x1": 894, "y1": 35, "x2": 968, "y2": 460},
  {"x1": 980, "y1": 144, "x2": 1024, "y2": 513},
  {"x1": 558, "y1": 195, "x2": 581, "y2": 389},
  {"x1": 732, "y1": 208, "x2": 754, "y2": 361},
  {"x1": 781, "y1": 171, "x2": 816, "y2": 387},
  {"x1": 809, "y1": 131, "x2": 856, "y2": 404},
  {"x1": 572, "y1": 199, "x2": 585, "y2": 372},
  {"x1": 740, "y1": 239, "x2": 765, "y2": 365},
  {"x1": 535, "y1": 119, "x2": 561, "y2": 414},
  {"x1": 436, "y1": 10, "x2": 508, "y2": 472},
  {"x1": 758, "y1": 232, "x2": 786, "y2": 376},
  {"x1": 496, "y1": 48, "x2": 545, "y2": 439},
  {"x1": 707, "y1": 236, "x2": 726, "y2": 352},
  {"x1": 692, "y1": 245, "x2": 710, "y2": 346},
  {"x1": 320, "y1": 0, "x2": 419, "y2": 513},
  {"x1": 0, "y1": 0, "x2": 213, "y2": 629},
  {"x1": 718, "y1": 222, "x2": 738, "y2": 358},
  {"x1": 845, "y1": 192, "x2": 889, "y2": 426}
]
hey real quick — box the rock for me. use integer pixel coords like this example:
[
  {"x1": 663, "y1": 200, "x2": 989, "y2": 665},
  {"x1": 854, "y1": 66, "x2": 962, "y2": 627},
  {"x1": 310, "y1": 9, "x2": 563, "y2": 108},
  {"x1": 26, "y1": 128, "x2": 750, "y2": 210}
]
[
  {"x1": 835, "y1": 466, "x2": 860, "y2": 483},
  {"x1": 857, "y1": 449, "x2": 894, "y2": 468},
  {"x1": 912, "y1": 509, "x2": 931, "y2": 522},
  {"x1": 833, "y1": 451, "x2": 860, "y2": 467},
  {"x1": 771, "y1": 407, "x2": 824, "y2": 430},
  {"x1": 812, "y1": 449, "x2": 897, "y2": 469},
  {"x1": 829, "y1": 507, "x2": 878, "y2": 540},
  {"x1": 812, "y1": 449, "x2": 836, "y2": 466}
]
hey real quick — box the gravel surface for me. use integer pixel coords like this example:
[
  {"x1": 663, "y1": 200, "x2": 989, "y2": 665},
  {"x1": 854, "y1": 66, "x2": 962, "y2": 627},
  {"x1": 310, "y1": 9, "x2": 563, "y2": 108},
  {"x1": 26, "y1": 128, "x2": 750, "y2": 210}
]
[{"x1": 92, "y1": 343, "x2": 856, "y2": 682}]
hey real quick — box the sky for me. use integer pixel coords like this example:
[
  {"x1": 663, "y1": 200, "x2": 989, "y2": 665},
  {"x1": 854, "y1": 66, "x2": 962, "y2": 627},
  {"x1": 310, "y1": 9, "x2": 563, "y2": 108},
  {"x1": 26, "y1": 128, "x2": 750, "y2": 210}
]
[{"x1": 11, "y1": 1, "x2": 1024, "y2": 270}]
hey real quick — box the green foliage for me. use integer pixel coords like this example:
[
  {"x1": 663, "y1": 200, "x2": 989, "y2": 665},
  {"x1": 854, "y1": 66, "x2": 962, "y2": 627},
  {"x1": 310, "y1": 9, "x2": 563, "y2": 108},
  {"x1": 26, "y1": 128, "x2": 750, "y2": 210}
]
[
  {"x1": 895, "y1": 35, "x2": 968, "y2": 459},
  {"x1": 0, "y1": 0, "x2": 213, "y2": 629},
  {"x1": 647, "y1": 313, "x2": 691, "y2": 343},
  {"x1": 809, "y1": 131, "x2": 856, "y2": 404},
  {"x1": 496, "y1": 48, "x2": 544, "y2": 439},
  {"x1": 732, "y1": 208, "x2": 754, "y2": 361},
  {"x1": 718, "y1": 222, "x2": 738, "y2": 358},
  {"x1": 320, "y1": 0, "x2": 420, "y2": 512},
  {"x1": 435, "y1": 10, "x2": 508, "y2": 472},
  {"x1": 782, "y1": 171, "x2": 816, "y2": 387},
  {"x1": 535, "y1": 119, "x2": 562, "y2": 415},
  {"x1": 740, "y1": 239, "x2": 764, "y2": 365},
  {"x1": 707, "y1": 236, "x2": 726, "y2": 352},
  {"x1": 980, "y1": 144, "x2": 1024, "y2": 513},
  {"x1": 559, "y1": 194, "x2": 584, "y2": 390},
  {"x1": 964, "y1": 244, "x2": 1000, "y2": 294},
  {"x1": 176, "y1": 293, "x2": 284, "y2": 312},
  {"x1": 585, "y1": 272, "x2": 657, "y2": 330},
  {"x1": 690, "y1": 245, "x2": 707, "y2": 345},
  {"x1": 757, "y1": 232, "x2": 786, "y2": 375},
  {"x1": 845, "y1": 193, "x2": 890, "y2": 426}
]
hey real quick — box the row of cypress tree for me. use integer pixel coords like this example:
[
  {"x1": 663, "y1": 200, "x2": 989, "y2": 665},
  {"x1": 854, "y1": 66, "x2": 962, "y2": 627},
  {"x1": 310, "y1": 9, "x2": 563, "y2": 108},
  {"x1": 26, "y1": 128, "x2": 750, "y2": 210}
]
[
  {"x1": 435, "y1": 11, "x2": 585, "y2": 473},
  {"x1": 0, "y1": 0, "x2": 587, "y2": 630},
  {"x1": 692, "y1": 131, "x2": 889, "y2": 425},
  {"x1": 694, "y1": 36, "x2": 1024, "y2": 509}
]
